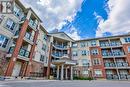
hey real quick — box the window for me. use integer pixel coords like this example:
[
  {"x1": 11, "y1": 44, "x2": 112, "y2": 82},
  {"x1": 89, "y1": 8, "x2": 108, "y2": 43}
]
[
  {"x1": 94, "y1": 69, "x2": 102, "y2": 77},
  {"x1": 13, "y1": 6, "x2": 21, "y2": 17},
  {"x1": 93, "y1": 58, "x2": 100, "y2": 65},
  {"x1": 91, "y1": 49, "x2": 99, "y2": 55},
  {"x1": 40, "y1": 55, "x2": 44, "y2": 62},
  {"x1": 81, "y1": 50, "x2": 87, "y2": 56},
  {"x1": 82, "y1": 70, "x2": 88, "y2": 74},
  {"x1": 42, "y1": 44, "x2": 46, "y2": 51},
  {"x1": 0, "y1": 15, "x2": 4, "y2": 24},
  {"x1": 91, "y1": 40, "x2": 97, "y2": 46},
  {"x1": 82, "y1": 59, "x2": 89, "y2": 66},
  {"x1": 72, "y1": 43, "x2": 78, "y2": 48},
  {"x1": 6, "y1": 18, "x2": 16, "y2": 30},
  {"x1": 72, "y1": 51, "x2": 78, "y2": 56},
  {"x1": 80, "y1": 42, "x2": 86, "y2": 47},
  {"x1": 128, "y1": 46, "x2": 130, "y2": 53},
  {"x1": 0, "y1": 35, "x2": 9, "y2": 48},
  {"x1": 43, "y1": 35, "x2": 47, "y2": 40},
  {"x1": 124, "y1": 37, "x2": 130, "y2": 43}
]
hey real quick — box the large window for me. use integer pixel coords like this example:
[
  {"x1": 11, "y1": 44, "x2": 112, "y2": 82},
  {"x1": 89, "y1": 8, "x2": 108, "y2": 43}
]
[
  {"x1": 93, "y1": 58, "x2": 100, "y2": 65},
  {"x1": 80, "y1": 42, "x2": 86, "y2": 47},
  {"x1": 94, "y1": 69, "x2": 102, "y2": 77},
  {"x1": 40, "y1": 55, "x2": 44, "y2": 62},
  {"x1": 91, "y1": 40, "x2": 97, "y2": 46},
  {"x1": 0, "y1": 35, "x2": 9, "y2": 48},
  {"x1": 72, "y1": 43, "x2": 78, "y2": 48},
  {"x1": 124, "y1": 37, "x2": 130, "y2": 43},
  {"x1": 72, "y1": 51, "x2": 78, "y2": 56},
  {"x1": 6, "y1": 18, "x2": 16, "y2": 31},
  {"x1": 82, "y1": 59, "x2": 89, "y2": 66},
  {"x1": 81, "y1": 50, "x2": 87, "y2": 56},
  {"x1": 91, "y1": 49, "x2": 99, "y2": 55},
  {"x1": 82, "y1": 70, "x2": 88, "y2": 74},
  {"x1": 42, "y1": 44, "x2": 46, "y2": 51}
]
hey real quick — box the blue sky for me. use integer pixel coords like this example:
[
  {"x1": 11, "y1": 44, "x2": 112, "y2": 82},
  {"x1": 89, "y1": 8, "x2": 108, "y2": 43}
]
[
  {"x1": 22, "y1": 0, "x2": 130, "y2": 40},
  {"x1": 60, "y1": 0, "x2": 109, "y2": 39}
]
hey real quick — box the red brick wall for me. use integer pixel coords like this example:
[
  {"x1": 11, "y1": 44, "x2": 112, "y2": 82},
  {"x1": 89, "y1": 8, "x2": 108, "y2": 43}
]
[
  {"x1": 89, "y1": 46, "x2": 106, "y2": 79},
  {"x1": 122, "y1": 44, "x2": 130, "y2": 65}
]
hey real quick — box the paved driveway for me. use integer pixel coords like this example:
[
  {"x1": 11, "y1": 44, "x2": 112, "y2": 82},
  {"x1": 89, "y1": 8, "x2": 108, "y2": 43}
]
[{"x1": 0, "y1": 80, "x2": 130, "y2": 87}]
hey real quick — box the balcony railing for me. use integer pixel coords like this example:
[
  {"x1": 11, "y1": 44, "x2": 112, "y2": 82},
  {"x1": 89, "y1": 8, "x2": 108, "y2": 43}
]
[
  {"x1": 24, "y1": 32, "x2": 33, "y2": 41},
  {"x1": 104, "y1": 63, "x2": 116, "y2": 67},
  {"x1": 100, "y1": 42, "x2": 121, "y2": 47},
  {"x1": 106, "y1": 74, "x2": 130, "y2": 80},
  {"x1": 104, "y1": 62, "x2": 129, "y2": 67},
  {"x1": 52, "y1": 53, "x2": 68, "y2": 58},
  {"x1": 116, "y1": 62, "x2": 129, "y2": 67},
  {"x1": 106, "y1": 74, "x2": 119, "y2": 80},
  {"x1": 8, "y1": 47, "x2": 30, "y2": 58},
  {"x1": 53, "y1": 43, "x2": 69, "y2": 49},
  {"x1": 102, "y1": 51, "x2": 125, "y2": 57},
  {"x1": 19, "y1": 48, "x2": 30, "y2": 58},
  {"x1": 29, "y1": 19, "x2": 37, "y2": 30}
]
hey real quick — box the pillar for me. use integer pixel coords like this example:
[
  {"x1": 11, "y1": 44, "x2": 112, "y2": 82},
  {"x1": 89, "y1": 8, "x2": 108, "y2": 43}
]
[
  {"x1": 65, "y1": 67, "x2": 68, "y2": 80},
  {"x1": 57, "y1": 66, "x2": 60, "y2": 80},
  {"x1": 61, "y1": 64, "x2": 64, "y2": 80},
  {"x1": 71, "y1": 66, "x2": 73, "y2": 80},
  {"x1": 5, "y1": 20, "x2": 29, "y2": 76}
]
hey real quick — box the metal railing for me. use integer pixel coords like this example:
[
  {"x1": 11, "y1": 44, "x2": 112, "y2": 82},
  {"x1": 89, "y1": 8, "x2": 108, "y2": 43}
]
[
  {"x1": 8, "y1": 47, "x2": 30, "y2": 58},
  {"x1": 53, "y1": 43, "x2": 68, "y2": 49},
  {"x1": 100, "y1": 42, "x2": 121, "y2": 47},
  {"x1": 29, "y1": 19, "x2": 37, "y2": 30}
]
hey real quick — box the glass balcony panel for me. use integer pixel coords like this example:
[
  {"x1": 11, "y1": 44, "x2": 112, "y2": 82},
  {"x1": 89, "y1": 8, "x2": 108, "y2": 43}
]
[
  {"x1": 25, "y1": 51, "x2": 30, "y2": 58},
  {"x1": 8, "y1": 47, "x2": 14, "y2": 53},
  {"x1": 19, "y1": 49, "x2": 25, "y2": 56},
  {"x1": 29, "y1": 19, "x2": 37, "y2": 29}
]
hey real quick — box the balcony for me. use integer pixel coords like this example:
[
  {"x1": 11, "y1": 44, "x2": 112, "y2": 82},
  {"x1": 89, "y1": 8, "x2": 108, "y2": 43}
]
[
  {"x1": 29, "y1": 19, "x2": 37, "y2": 31},
  {"x1": 100, "y1": 42, "x2": 122, "y2": 48},
  {"x1": 51, "y1": 53, "x2": 69, "y2": 58},
  {"x1": 7, "y1": 47, "x2": 30, "y2": 59},
  {"x1": 106, "y1": 74, "x2": 130, "y2": 80},
  {"x1": 106, "y1": 74, "x2": 119, "y2": 80},
  {"x1": 14, "y1": 31, "x2": 34, "y2": 44},
  {"x1": 102, "y1": 51, "x2": 125, "y2": 58},
  {"x1": 19, "y1": 48, "x2": 30, "y2": 58},
  {"x1": 52, "y1": 43, "x2": 69, "y2": 50},
  {"x1": 116, "y1": 62, "x2": 129, "y2": 67},
  {"x1": 104, "y1": 62, "x2": 116, "y2": 67},
  {"x1": 24, "y1": 32, "x2": 34, "y2": 44}
]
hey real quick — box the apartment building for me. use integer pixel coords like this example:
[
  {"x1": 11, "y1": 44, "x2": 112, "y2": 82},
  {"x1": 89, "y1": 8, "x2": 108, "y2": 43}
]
[
  {"x1": 72, "y1": 34, "x2": 130, "y2": 80},
  {"x1": 0, "y1": 0, "x2": 130, "y2": 81},
  {"x1": 0, "y1": 0, "x2": 48, "y2": 78},
  {"x1": 46, "y1": 32, "x2": 76, "y2": 80},
  {"x1": 30, "y1": 25, "x2": 48, "y2": 77}
]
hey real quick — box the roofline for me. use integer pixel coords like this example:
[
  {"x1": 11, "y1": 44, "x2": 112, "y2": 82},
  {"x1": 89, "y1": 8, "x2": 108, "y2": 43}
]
[
  {"x1": 48, "y1": 32, "x2": 74, "y2": 41},
  {"x1": 40, "y1": 25, "x2": 48, "y2": 34},
  {"x1": 15, "y1": 0, "x2": 26, "y2": 11},
  {"x1": 75, "y1": 33, "x2": 130, "y2": 42},
  {"x1": 49, "y1": 32, "x2": 130, "y2": 42}
]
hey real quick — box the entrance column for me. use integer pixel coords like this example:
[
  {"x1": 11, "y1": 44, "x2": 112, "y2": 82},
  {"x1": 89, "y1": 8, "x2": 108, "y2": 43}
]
[
  {"x1": 65, "y1": 67, "x2": 68, "y2": 80},
  {"x1": 57, "y1": 65, "x2": 60, "y2": 80},
  {"x1": 70, "y1": 66, "x2": 73, "y2": 80},
  {"x1": 61, "y1": 64, "x2": 64, "y2": 80}
]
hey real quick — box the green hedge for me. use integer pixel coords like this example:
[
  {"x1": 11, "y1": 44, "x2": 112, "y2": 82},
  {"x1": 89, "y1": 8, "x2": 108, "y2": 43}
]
[{"x1": 73, "y1": 76, "x2": 93, "y2": 80}]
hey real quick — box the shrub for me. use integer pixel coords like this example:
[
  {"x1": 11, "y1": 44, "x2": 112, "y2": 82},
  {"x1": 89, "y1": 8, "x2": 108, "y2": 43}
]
[{"x1": 73, "y1": 76, "x2": 93, "y2": 80}]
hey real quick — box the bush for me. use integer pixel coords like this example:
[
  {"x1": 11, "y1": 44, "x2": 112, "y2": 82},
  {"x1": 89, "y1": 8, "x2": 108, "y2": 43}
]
[{"x1": 73, "y1": 76, "x2": 93, "y2": 80}]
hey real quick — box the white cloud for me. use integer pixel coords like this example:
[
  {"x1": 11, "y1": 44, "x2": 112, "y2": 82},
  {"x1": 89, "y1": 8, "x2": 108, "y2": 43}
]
[
  {"x1": 21, "y1": 0, "x2": 83, "y2": 31},
  {"x1": 96, "y1": 0, "x2": 130, "y2": 37},
  {"x1": 67, "y1": 26, "x2": 81, "y2": 40}
]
